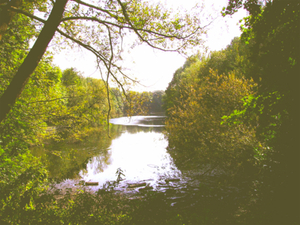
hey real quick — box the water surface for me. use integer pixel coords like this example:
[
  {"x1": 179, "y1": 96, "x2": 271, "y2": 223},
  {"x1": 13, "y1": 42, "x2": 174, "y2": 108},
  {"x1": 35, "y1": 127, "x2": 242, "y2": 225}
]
[
  {"x1": 34, "y1": 115, "x2": 187, "y2": 192},
  {"x1": 32, "y1": 115, "x2": 248, "y2": 213},
  {"x1": 79, "y1": 116, "x2": 182, "y2": 191}
]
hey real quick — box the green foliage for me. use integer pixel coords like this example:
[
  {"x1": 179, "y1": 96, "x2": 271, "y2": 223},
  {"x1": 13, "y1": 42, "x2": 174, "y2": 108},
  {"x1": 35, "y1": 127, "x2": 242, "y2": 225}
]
[
  {"x1": 0, "y1": 12, "x2": 51, "y2": 223},
  {"x1": 0, "y1": 0, "x2": 210, "y2": 224},
  {"x1": 37, "y1": 190, "x2": 132, "y2": 225},
  {"x1": 222, "y1": 92, "x2": 283, "y2": 138},
  {"x1": 150, "y1": 90, "x2": 164, "y2": 112},
  {"x1": 221, "y1": 91, "x2": 285, "y2": 165},
  {"x1": 0, "y1": 145, "x2": 48, "y2": 224},
  {"x1": 123, "y1": 90, "x2": 164, "y2": 116},
  {"x1": 164, "y1": 0, "x2": 299, "y2": 223},
  {"x1": 239, "y1": 3, "x2": 299, "y2": 222},
  {"x1": 222, "y1": 0, "x2": 261, "y2": 17},
  {"x1": 164, "y1": 38, "x2": 253, "y2": 115},
  {"x1": 0, "y1": 59, "x2": 127, "y2": 224},
  {"x1": 1, "y1": 174, "x2": 132, "y2": 224},
  {"x1": 165, "y1": 67, "x2": 260, "y2": 174},
  {"x1": 163, "y1": 55, "x2": 200, "y2": 114},
  {"x1": 199, "y1": 37, "x2": 253, "y2": 79},
  {"x1": 164, "y1": 38, "x2": 260, "y2": 175},
  {"x1": 61, "y1": 67, "x2": 83, "y2": 86},
  {"x1": 0, "y1": 5, "x2": 126, "y2": 223},
  {"x1": 242, "y1": 1, "x2": 299, "y2": 95}
]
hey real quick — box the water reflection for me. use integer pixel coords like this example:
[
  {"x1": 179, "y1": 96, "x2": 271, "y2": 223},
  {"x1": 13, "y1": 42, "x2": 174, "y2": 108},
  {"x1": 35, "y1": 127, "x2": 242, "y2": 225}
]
[
  {"x1": 80, "y1": 130, "x2": 181, "y2": 190},
  {"x1": 78, "y1": 115, "x2": 181, "y2": 191},
  {"x1": 31, "y1": 115, "x2": 249, "y2": 215},
  {"x1": 31, "y1": 127, "x2": 120, "y2": 182},
  {"x1": 110, "y1": 115, "x2": 166, "y2": 128},
  {"x1": 120, "y1": 124, "x2": 164, "y2": 134},
  {"x1": 32, "y1": 115, "x2": 182, "y2": 192}
]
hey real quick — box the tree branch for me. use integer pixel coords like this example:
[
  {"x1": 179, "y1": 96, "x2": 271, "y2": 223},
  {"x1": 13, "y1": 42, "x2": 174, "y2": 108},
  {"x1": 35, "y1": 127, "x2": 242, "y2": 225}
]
[
  {"x1": 105, "y1": 24, "x2": 113, "y2": 136},
  {"x1": 71, "y1": 0, "x2": 119, "y2": 19},
  {"x1": 116, "y1": 0, "x2": 185, "y2": 52},
  {"x1": 61, "y1": 16, "x2": 189, "y2": 40},
  {"x1": 27, "y1": 96, "x2": 77, "y2": 105},
  {"x1": 8, "y1": 6, "x2": 47, "y2": 24}
]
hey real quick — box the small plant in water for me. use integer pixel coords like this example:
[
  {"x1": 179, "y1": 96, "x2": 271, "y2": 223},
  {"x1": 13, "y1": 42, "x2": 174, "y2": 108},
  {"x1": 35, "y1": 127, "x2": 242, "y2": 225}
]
[{"x1": 116, "y1": 167, "x2": 125, "y2": 183}]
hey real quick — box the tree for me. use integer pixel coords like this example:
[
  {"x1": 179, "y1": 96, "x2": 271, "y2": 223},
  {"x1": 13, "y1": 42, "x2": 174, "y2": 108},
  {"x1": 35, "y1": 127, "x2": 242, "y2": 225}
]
[
  {"x1": 165, "y1": 61, "x2": 258, "y2": 174},
  {"x1": 222, "y1": 0, "x2": 261, "y2": 17},
  {"x1": 0, "y1": 0, "x2": 206, "y2": 123},
  {"x1": 123, "y1": 91, "x2": 151, "y2": 116},
  {"x1": 164, "y1": 38, "x2": 252, "y2": 115},
  {"x1": 61, "y1": 67, "x2": 83, "y2": 87},
  {"x1": 150, "y1": 90, "x2": 164, "y2": 112},
  {"x1": 223, "y1": 0, "x2": 300, "y2": 223}
]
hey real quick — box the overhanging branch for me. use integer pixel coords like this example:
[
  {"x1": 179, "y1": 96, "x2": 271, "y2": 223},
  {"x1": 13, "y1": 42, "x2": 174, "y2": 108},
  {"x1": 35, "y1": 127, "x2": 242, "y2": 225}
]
[
  {"x1": 71, "y1": 0, "x2": 119, "y2": 19},
  {"x1": 8, "y1": 6, "x2": 47, "y2": 24},
  {"x1": 116, "y1": 0, "x2": 185, "y2": 52}
]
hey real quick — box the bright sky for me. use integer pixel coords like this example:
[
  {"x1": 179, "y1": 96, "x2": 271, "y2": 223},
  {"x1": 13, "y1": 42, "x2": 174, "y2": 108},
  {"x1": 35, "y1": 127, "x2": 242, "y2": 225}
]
[{"x1": 52, "y1": 0, "x2": 247, "y2": 92}]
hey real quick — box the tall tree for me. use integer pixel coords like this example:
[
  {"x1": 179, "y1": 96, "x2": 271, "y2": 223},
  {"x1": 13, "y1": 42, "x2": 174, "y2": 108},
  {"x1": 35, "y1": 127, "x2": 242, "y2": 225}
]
[
  {"x1": 223, "y1": 0, "x2": 300, "y2": 223},
  {"x1": 0, "y1": 0, "x2": 206, "y2": 123}
]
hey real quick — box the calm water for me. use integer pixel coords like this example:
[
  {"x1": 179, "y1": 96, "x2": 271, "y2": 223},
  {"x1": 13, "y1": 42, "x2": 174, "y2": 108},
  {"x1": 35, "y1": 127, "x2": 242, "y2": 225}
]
[
  {"x1": 79, "y1": 115, "x2": 182, "y2": 192},
  {"x1": 32, "y1": 115, "x2": 247, "y2": 212},
  {"x1": 34, "y1": 115, "x2": 194, "y2": 193}
]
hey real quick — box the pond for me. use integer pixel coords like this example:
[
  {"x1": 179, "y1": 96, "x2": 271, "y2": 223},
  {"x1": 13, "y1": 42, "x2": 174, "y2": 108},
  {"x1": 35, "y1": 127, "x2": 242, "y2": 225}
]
[
  {"x1": 77, "y1": 115, "x2": 184, "y2": 192},
  {"x1": 32, "y1": 114, "x2": 248, "y2": 212},
  {"x1": 32, "y1": 115, "x2": 184, "y2": 192}
]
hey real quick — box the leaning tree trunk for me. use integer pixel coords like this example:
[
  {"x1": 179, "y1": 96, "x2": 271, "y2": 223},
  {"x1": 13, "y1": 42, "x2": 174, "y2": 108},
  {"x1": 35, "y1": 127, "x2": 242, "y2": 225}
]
[{"x1": 0, "y1": 0, "x2": 68, "y2": 123}]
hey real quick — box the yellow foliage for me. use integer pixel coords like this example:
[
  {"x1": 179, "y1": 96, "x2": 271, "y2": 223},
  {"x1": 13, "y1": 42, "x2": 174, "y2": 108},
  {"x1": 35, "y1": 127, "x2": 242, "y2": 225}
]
[{"x1": 165, "y1": 66, "x2": 262, "y2": 174}]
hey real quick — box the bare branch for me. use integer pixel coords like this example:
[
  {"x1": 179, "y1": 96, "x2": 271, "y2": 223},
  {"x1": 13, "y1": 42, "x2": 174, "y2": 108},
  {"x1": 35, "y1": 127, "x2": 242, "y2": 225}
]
[{"x1": 105, "y1": 24, "x2": 113, "y2": 135}]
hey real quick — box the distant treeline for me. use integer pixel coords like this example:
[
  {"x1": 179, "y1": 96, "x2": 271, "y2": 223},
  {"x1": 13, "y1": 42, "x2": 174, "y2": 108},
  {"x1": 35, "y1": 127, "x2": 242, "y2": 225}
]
[{"x1": 1, "y1": 61, "x2": 164, "y2": 144}]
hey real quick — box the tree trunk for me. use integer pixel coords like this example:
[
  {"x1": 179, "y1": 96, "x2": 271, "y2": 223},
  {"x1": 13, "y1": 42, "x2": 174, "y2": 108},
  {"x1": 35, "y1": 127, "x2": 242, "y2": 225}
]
[{"x1": 0, "y1": 0, "x2": 68, "y2": 123}]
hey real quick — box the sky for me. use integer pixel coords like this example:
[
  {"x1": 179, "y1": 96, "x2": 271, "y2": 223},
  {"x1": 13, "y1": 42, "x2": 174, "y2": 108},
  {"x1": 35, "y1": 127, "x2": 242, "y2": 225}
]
[{"x1": 52, "y1": 0, "x2": 247, "y2": 92}]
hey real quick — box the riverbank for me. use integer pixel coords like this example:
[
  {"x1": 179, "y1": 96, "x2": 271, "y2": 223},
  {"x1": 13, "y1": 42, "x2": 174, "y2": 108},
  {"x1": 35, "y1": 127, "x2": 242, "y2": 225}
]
[
  {"x1": 26, "y1": 115, "x2": 284, "y2": 225},
  {"x1": 26, "y1": 171, "x2": 256, "y2": 225}
]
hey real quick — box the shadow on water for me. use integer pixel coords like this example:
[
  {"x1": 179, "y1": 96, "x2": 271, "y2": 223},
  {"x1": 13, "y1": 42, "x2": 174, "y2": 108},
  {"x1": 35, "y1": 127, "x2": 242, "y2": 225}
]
[
  {"x1": 31, "y1": 115, "x2": 173, "y2": 191},
  {"x1": 31, "y1": 126, "x2": 122, "y2": 182},
  {"x1": 31, "y1": 115, "x2": 253, "y2": 224}
]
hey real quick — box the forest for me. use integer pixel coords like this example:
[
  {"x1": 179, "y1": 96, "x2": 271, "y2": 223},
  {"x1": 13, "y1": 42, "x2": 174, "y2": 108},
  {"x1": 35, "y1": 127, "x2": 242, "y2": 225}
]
[{"x1": 0, "y1": 0, "x2": 299, "y2": 224}]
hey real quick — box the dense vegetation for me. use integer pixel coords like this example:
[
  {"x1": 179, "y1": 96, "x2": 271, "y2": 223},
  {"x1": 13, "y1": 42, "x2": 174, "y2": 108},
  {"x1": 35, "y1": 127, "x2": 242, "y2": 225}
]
[
  {"x1": 164, "y1": 0, "x2": 299, "y2": 224},
  {"x1": 0, "y1": 1, "x2": 171, "y2": 223},
  {"x1": 0, "y1": 46, "x2": 163, "y2": 225},
  {"x1": 0, "y1": 0, "x2": 299, "y2": 224}
]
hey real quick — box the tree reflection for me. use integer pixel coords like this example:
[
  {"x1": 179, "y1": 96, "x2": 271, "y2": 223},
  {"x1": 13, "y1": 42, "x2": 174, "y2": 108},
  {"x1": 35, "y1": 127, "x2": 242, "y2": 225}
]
[
  {"x1": 31, "y1": 127, "x2": 120, "y2": 182},
  {"x1": 31, "y1": 116, "x2": 167, "y2": 183},
  {"x1": 123, "y1": 125, "x2": 164, "y2": 134}
]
